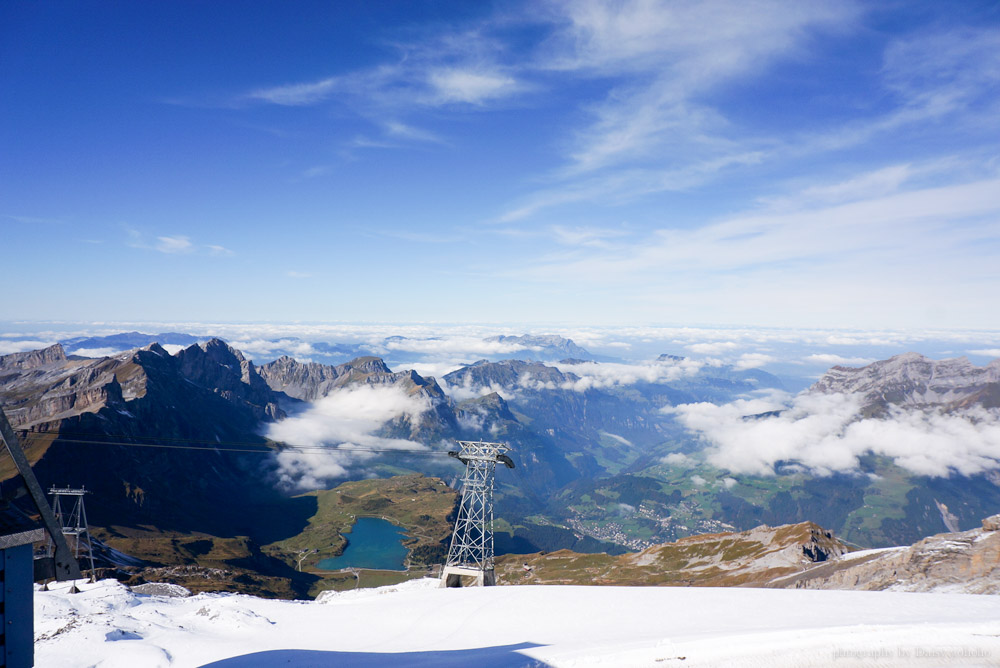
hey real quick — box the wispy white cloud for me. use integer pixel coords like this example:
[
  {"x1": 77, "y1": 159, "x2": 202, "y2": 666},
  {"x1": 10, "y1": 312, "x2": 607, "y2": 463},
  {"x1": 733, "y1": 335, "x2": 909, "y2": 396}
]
[
  {"x1": 492, "y1": 0, "x2": 860, "y2": 218},
  {"x1": 506, "y1": 173, "x2": 1000, "y2": 327},
  {"x1": 805, "y1": 354, "x2": 875, "y2": 367},
  {"x1": 155, "y1": 236, "x2": 194, "y2": 254},
  {"x1": 245, "y1": 77, "x2": 338, "y2": 106},
  {"x1": 734, "y1": 353, "x2": 776, "y2": 370},
  {"x1": 495, "y1": 6, "x2": 1000, "y2": 225},
  {"x1": 0, "y1": 339, "x2": 57, "y2": 355},
  {"x1": 125, "y1": 227, "x2": 235, "y2": 257},
  {"x1": 600, "y1": 431, "x2": 632, "y2": 446},
  {"x1": 427, "y1": 68, "x2": 520, "y2": 105},
  {"x1": 384, "y1": 121, "x2": 444, "y2": 144},
  {"x1": 550, "y1": 225, "x2": 631, "y2": 248},
  {"x1": 882, "y1": 28, "x2": 1000, "y2": 116},
  {"x1": 687, "y1": 341, "x2": 740, "y2": 355},
  {"x1": 206, "y1": 244, "x2": 234, "y2": 256}
]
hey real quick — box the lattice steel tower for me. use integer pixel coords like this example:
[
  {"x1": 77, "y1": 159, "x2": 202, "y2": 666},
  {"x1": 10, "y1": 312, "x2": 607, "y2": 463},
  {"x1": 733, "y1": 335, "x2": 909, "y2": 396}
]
[
  {"x1": 48, "y1": 487, "x2": 96, "y2": 581},
  {"x1": 440, "y1": 440, "x2": 514, "y2": 587}
]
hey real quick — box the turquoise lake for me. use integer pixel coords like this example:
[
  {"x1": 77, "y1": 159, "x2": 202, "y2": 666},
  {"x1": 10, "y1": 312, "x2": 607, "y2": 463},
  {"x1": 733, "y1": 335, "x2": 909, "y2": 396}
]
[{"x1": 316, "y1": 517, "x2": 410, "y2": 571}]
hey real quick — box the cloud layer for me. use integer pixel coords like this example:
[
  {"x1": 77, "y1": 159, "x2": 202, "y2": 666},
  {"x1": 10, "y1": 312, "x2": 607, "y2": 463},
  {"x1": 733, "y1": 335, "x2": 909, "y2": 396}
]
[
  {"x1": 265, "y1": 385, "x2": 430, "y2": 489},
  {"x1": 671, "y1": 391, "x2": 1000, "y2": 478}
]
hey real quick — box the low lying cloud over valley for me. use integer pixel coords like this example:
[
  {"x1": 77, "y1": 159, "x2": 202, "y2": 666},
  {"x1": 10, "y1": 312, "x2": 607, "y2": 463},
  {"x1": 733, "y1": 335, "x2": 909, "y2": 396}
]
[
  {"x1": 671, "y1": 391, "x2": 1000, "y2": 478},
  {"x1": 265, "y1": 385, "x2": 430, "y2": 489}
]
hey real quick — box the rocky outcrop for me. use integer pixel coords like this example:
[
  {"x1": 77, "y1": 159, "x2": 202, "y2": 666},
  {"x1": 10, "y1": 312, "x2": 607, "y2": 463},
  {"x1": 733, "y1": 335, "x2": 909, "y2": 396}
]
[
  {"x1": 812, "y1": 352, "x2": 1000, "y2": 413},
  {"x1": 0, "y1": 343, "x2": 67, "y2": 372},
  {"x1": 175, "y1": 339, "x2": 284, "y2": 421},
  {"x1": 0, "y1": 347, "x2": 125, "y2": 428},
  {"x1": 257, "y1": 356, "x2": 351, "y2": 402},
  {"x1": 259, "y1": 355, "x2": 445, "y2": 401},
  {"x1": 770, "y1": 516, "x2": 1000, "y2": 594}
]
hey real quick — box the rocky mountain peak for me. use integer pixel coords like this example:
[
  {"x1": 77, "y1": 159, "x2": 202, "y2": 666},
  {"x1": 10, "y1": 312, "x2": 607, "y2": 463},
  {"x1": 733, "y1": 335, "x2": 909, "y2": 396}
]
[
  {"x1": 811, "y1": 352, "x2": 1000, "y2": 411},
  {"x1": 174, "y1": 340, "x2": 277, "y2": 418},
  {"x1": 0, "y1": 343, "x2": 67, "y2": 371},
  {"x1": 141, "y1": 342, "x2": 169, "y2": 357},
  {"x1": 458, "y1": 391, "x2": 517, "y2": 423},
  {"x1": 258, "y1": 355, "x2": 446, "y2": 405},
  {"x1": 444, "y1": 358, "x2": 576, "y2": 390},
  {"x1": 346, "y1": 356, "x2": 392, "y2": 374}
]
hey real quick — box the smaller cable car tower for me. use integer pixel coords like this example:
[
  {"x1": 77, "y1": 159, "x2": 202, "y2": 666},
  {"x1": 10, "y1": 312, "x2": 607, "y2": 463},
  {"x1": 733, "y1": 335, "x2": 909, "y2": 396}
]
[
  {"x1": 47, "y1": 487, "x2": 97, "y2": 581},
  {"x1": 440, "y1": 440, "x2": 514, "y2": 587}
]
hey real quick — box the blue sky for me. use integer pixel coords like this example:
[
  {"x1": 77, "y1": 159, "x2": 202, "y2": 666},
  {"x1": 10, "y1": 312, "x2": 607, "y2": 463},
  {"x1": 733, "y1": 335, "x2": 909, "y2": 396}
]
[{"x1": 2, "y1": 0, "x2": 999, "y2": 329}]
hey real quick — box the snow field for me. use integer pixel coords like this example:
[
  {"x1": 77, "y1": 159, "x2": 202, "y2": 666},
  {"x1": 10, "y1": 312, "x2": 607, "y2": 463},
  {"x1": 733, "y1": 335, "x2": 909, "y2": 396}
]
[{"x1": 35, "y1": 578, "x2": 1000, "y2": 667}]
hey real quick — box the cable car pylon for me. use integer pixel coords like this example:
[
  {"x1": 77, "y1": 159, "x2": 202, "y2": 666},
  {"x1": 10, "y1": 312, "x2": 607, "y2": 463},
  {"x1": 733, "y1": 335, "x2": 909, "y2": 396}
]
[{"x1": 440, "y1": 440, "x2": 514, "y2": 587}]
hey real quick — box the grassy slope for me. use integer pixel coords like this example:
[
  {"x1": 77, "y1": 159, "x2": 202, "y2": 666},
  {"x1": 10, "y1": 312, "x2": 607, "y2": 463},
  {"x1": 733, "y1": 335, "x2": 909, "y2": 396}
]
[{"x1": 496, "y1": 522, "x2": 845, "y2": 587}]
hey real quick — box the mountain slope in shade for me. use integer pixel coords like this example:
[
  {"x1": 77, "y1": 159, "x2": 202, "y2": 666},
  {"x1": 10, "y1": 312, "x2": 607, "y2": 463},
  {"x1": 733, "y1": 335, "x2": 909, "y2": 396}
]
[{"x1": 0, "y1": 341, "x2": 315, "y2": 596}]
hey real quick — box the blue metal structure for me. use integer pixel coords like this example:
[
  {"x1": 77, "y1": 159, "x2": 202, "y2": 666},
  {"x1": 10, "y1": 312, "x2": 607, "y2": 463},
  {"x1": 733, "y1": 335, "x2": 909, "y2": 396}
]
[{"x1": 1, "y1": 509, "x2": 45, "y2": 668}]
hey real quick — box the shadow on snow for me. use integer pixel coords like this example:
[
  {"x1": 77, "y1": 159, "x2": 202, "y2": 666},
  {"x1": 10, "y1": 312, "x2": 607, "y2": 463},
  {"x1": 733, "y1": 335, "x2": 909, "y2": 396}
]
[{"x1": 198, "y1": 642, "x2": 550, "y2": 667}]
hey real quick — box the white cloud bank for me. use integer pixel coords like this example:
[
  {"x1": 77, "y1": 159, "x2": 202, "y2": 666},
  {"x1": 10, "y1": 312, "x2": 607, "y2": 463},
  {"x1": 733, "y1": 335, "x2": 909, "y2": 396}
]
[
  {"x1": 671, "y1": 391, "x2": 1000, "y2": 478},
  {"x1": 551, "y1": 359, "x2": 704, "y2": 391},
  {"x1": 0, "y1": 339, "x2": 57, "y2": 355},
  {"x1": 265, "y1": 386, "x2": 429, "y2": 489}
]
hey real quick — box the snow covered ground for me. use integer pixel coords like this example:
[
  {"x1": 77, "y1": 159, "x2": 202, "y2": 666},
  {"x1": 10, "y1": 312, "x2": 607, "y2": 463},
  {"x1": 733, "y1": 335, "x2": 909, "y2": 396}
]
[{"x1": 35, "y1": 578, "x2": 1000, "y2": 667}]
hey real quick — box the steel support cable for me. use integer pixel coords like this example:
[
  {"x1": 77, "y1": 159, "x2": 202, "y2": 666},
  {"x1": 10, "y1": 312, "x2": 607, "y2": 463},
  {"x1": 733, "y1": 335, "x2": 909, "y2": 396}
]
[{"x1": 18, "y1": 435, "x2": 454, "y2": 457}]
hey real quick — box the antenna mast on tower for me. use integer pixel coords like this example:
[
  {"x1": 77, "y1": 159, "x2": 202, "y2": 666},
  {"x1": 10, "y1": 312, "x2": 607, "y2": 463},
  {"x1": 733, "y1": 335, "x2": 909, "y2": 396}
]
[{"x1": 441, "y1": 440, "x2": 514, "y2": 587}]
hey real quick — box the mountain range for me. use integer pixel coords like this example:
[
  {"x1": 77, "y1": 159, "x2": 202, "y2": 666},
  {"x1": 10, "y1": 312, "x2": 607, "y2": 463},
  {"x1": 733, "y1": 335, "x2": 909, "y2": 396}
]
[{"x1": 3, "y1": 337, "x2": 1000, "y2": 596}]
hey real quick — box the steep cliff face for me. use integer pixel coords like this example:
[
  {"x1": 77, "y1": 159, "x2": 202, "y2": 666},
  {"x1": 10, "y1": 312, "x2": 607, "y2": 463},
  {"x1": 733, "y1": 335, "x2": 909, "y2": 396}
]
[
  {"x1": 0, "y1": 343, "x2": 68, "y2": 371},
  {"x1": 259, "y1": 355, "x2": 446, "y2": 400},
  {"x1": 771, "y1": 515, "x2": 1000, "y2": 594},
  {"x1": 1, "y1": 345, "x2": 127, "y2": 429},
  {"x1": 812, "y1": 352, "x2": 1000, "y2": 413},
  {"x1": 0, "y1": 340, "x2": 286, "y2": 432},
  {"x1": 175, "y1": 339, "x2": 284, "y2": 421},
  {"x1": 257, "y1": 356, "x2": 365, "y2": 402}
]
